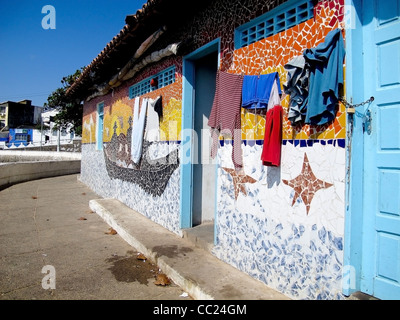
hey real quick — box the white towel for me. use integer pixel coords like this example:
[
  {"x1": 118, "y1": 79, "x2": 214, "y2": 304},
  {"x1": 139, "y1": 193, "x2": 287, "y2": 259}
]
[
  {"x1": 131, "y1": 97, "x2": 148, "y2": 164},
  {"x1": 144, "y1": 96, "x2": 161, "y2": 142}
]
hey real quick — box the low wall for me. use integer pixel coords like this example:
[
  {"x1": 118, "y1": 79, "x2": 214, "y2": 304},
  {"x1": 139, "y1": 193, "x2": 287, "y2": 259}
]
[
  {"x1": 1, "y1": 139, "x2": 82, "y2": 153},
  {"x1": 0, "y1": 151, "x2": 81, "y2": 189},
  {"x1": 4, "y1": 139, "x2": 82, "y2": 153}
]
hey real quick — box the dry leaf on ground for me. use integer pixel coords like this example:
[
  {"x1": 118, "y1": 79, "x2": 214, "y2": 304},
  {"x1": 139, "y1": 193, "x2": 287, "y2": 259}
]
[
  {"x1": 154, "y1": 273, "x2": 171, "y2": 286},
  {"x1": 105, "y1": 227, "x2": 117, "y2": 235},
  {"x1": 137, "y1": 253, "x2": 147, "y2": 261}
]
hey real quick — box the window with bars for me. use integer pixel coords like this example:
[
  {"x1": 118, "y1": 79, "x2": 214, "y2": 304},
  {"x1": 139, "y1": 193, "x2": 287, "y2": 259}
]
[
  {"x1": 235, "y1": 0, "x2": 314, "y2": 49},
  {"x1": 129, "y1": 66, "x2": 176, "y2": 99},
  {"x1": 15, "y1": 134, "x2": 28, "y2": 141}
]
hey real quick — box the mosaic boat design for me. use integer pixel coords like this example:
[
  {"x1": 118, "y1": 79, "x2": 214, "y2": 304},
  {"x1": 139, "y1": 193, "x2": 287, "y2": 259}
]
[{"x1": 103, "y1": 128, "x2": 180, "y2": 197}]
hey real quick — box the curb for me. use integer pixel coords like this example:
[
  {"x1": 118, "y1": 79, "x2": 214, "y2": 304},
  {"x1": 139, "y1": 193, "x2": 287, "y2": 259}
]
[
  {"x1": 89, "y1": 198, "x2": 291, "y2": 301},
  {"x1": 89, "y1": 199, "x2": 214, "y2": 300}
]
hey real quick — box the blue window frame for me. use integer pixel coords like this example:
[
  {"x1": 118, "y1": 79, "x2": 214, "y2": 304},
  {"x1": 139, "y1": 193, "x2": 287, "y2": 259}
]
[
  {"x1": 235, "y1": 0, "x2": 314, "y2": 49},
  {"x1": 129, "y1": 65, "x2": 176, "y2": 99}
]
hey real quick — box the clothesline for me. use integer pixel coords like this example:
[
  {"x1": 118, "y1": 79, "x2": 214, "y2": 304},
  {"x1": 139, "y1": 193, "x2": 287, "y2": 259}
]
[
  {"x1": 208, "y1": 70, "x2": 283, "y2": 170},
  {"x1": 209, "y1": 28, "x2": 345, "y2": 170}
]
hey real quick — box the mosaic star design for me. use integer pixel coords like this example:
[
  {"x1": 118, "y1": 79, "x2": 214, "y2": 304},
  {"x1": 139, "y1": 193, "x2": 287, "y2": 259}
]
[
  {"x1": 222, "y1": 167, "x2": 257, "y2": 200},
  {"x1": 283, "y1": 153, "x2": 334, "y2": 215}
]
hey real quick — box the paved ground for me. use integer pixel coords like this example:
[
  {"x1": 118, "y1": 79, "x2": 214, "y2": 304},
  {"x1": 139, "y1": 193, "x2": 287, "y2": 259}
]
[
  {"x1": 90, "y1": 198, "x2": 290, "y2": 301},
  {"x1": 0, "y1": 174, "x2": 191, "y2": 300}
]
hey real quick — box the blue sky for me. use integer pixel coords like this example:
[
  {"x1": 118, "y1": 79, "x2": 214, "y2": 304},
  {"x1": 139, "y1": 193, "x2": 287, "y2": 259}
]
[{"x1": 0, "y1": 0, "x2": 146, "y2": 107}]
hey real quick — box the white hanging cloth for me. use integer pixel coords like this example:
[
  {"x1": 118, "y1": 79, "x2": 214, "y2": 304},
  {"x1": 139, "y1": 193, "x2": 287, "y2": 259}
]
[{"x1": 131, "y1": 97, "x2": 148, "y2": 164}]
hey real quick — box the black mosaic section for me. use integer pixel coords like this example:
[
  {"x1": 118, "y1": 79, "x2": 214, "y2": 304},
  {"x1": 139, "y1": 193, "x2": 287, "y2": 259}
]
[
  {"x1": 153, "y1": 0, "x2": 287, "y2": 68},
  {"x1": 103, "y1": 120, "x2": 180, "y2": 197}
]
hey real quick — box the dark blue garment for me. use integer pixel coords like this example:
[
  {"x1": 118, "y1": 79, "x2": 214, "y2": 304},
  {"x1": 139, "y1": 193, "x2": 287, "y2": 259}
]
[
  {"x1": 242, "y1": 72, "x2": 282, "y2": 109},
  {"x1": 303, "y1": 28, "x2": 345, "y2": 125},
  {"x1": 284, "y1": 55, "x2": 310, "y2": 125}
]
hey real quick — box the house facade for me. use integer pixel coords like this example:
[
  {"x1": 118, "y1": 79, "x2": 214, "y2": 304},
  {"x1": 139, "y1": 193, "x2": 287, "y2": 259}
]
[
  {"x1": 0, "y1": 100, "x2": 41, "y2": 130},
  {"x1": 67, "y1": 0, "x2": 400, "y2": 300},
  {"x1": 0, "y1": 100, "x2": 42, "y2": 148}
]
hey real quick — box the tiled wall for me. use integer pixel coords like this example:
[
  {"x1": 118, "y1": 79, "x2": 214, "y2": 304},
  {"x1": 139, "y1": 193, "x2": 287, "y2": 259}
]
[
  {"x1": 80, "y1": 55, "x2": 184, "y2": 234},
  {"x1": 232, "y1": 2, "x2": 346, "y2": 142},
  {"x1": 213, "y1": 141, "x2": 346, "y2": 300},
  {"x1": 211, "y1": 0, "x2": 347, "y2": 300},
  {"x1": 209, "y1": 1, "x2": 346, "y2": 299},
  {"x1": 82, "y1": 56, "x2": 183, "y2": 145},
  {"x1": 80, "y1": 143, "x2": 182, "y2": 234},
  {"x1": 81, "y1": 0, "x2": 347, "y2": 300}
]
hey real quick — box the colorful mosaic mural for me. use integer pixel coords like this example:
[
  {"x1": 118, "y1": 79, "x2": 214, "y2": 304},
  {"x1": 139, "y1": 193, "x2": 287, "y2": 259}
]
[
  {"x1": 282, "y1": 153, "x2": 334, "y2": 215},
  {"x1": 82, "y1": 56, "x2": 183, "y2": 145},
  {"x1": 222, "y1": 167, "x2": 257, "y2": 200},
  {"x1": 209, "y1": 0, "x2": 348, "y2": 300},
  {"x1": 214, "y1": 136, "x2": 346, "y2": 300},
  {"x1": 229, "y1": 0, "x2": 346, "y2": 143},
  {"x1": 82, "y1": 1, "x2": 346, "y2": 148},
  {"x1": 80, "y1": 0, "x2": 349, "y2": 300}
]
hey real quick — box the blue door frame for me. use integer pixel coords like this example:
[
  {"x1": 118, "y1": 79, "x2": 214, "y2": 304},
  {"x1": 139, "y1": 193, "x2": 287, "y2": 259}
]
[
  {"x1": 180, "y1": 39, "x2": 220, "y2": 234},
  {"x1": 345, "y1": 0, "x2": 400, "y2": 299},
  {"x1": 343, "y1": 0, "x2": 365, "y2": 297},
  {"x1": 96, "y1": 102, "x2": 104, "y2": 151}
]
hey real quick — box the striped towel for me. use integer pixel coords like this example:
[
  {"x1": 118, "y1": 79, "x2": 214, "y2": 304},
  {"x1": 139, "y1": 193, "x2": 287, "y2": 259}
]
[{"x1": 208, "y1": 70, "x2": 244, "y2": 170}]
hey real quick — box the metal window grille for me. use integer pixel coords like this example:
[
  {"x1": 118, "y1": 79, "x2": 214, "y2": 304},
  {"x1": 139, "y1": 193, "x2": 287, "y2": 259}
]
[
  {"x1": 129, "y1": 66, "x2": 176, "y2": 99},
  {"x1": 237, "y1": 0, "x2": 314, "y2": 48}
]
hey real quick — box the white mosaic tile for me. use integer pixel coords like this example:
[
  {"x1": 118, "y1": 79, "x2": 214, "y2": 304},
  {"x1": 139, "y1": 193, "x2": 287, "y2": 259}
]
[
  {"x1": 80, "y1": 143, "x2": 182, "y2": 236},
  {"x1": 212, "y1": 142, "x2": 346, "y2": 300}
]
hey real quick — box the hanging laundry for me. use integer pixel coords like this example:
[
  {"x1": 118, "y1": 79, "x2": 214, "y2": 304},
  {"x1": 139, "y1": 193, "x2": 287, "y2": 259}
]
[
  {"x1": 145, "y1": 96, "x2": 169, "y2": 162},
  {"x1": 283, "y1": 55, "x2": 310, "y2": 125},
  {"x1": 242, "y1": 72, "x2": 282, "y2": 110},
  {"x1": 144, "y1": 96, "x2": 161, "y2": 142},
  {"x1": 131, "y1": 97, "x2": 148, "y2": 164},
  {"x1": 261, "y1": 104, "x2": 283, "y2": 167},
  {"x1": 267, "y1": 76, "x2": 281, "y2": 111},
  {"x1": 153, "y1": 95, "x2": 163, "y2": 121},
  {"x1": 303, "y1": 28, "x2": 346, "y2": 125},
  {"x1": 208, "y1": 70, "x2": 244, "y2": 170}
]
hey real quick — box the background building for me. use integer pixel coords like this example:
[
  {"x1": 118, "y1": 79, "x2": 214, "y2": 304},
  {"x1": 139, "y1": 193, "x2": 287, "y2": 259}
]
[
  {"x1": 0, "y1": 101, "x2": 77, "y2": 149},
  {"x1": 0, "y1": 99, "x2": 41, "y2": 129}
]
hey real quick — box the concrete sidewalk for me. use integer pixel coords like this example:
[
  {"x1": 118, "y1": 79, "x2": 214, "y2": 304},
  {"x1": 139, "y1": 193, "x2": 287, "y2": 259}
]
[
  {"x1": 89, "y1": 199, "x2": 290, "y2": 300},
  {"x1": 0, "y1": 173, "x2": 290, "y2": 300},
  {"x1": 0, "y1": 175, "x2": 191, "y2": 300}
]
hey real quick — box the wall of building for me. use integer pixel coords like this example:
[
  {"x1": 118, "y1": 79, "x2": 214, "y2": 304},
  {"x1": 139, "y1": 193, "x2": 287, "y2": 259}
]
[
  {"x1": 80, "y1": 0, "x2": 346, "y2": 300},
  {"x1": 8, "y1": 128, "x2": 33, "y2": 146},
  {"x1": 80, "y1": 55, "x2": 183, "y2": 234},
  {"x1": 211, "y1": 0, "x2": 347, "y2": 300},
  {"x1": 5, "y1": 100, "x2": 36, "y2": 128}
]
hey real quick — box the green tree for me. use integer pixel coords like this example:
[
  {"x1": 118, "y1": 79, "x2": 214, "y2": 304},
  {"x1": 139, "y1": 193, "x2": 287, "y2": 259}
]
[{"x1": 44, "y1": 68, "x2": 84, "y2": 136}]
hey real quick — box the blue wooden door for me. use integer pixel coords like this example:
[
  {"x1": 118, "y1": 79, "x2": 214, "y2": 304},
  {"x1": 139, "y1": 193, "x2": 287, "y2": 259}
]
[{"x1": 361, "y1": 0, "x2": 400, "y2": 300}]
